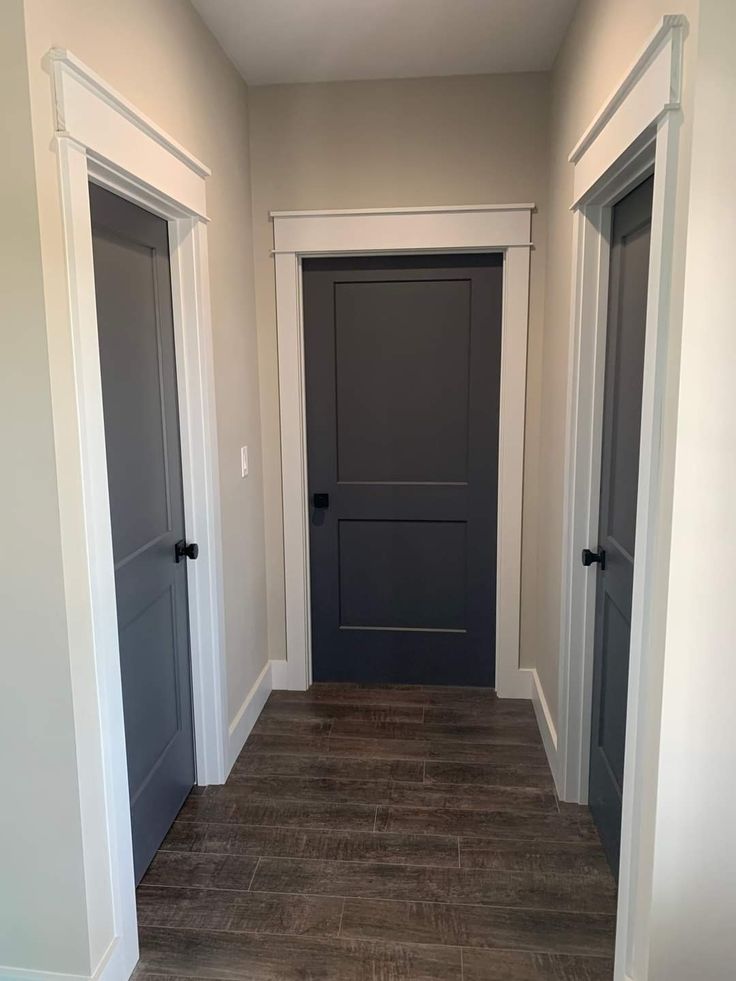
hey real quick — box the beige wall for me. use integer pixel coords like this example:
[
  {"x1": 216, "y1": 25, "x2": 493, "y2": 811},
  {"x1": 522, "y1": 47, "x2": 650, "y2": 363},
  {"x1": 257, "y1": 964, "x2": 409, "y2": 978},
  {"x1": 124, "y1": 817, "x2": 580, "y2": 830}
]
[
  {"x1": 21, "y1": 0, "x2": 268, "y2": 724},
  {"x1": 248, "y1": 73, "x2": 551, "y2": 675},
  {"x1": 534, "y1": 0, "x2": 699, "y2": 723},
  {"x1": 1, "y1": 0, "x2": 267, "y2": 972},
  {"x1": 0, "y1": 1, "x2": 90, "y2": 972},
  {"x1": 650, "y1": 2, "x2": 735, "y2": 977}
]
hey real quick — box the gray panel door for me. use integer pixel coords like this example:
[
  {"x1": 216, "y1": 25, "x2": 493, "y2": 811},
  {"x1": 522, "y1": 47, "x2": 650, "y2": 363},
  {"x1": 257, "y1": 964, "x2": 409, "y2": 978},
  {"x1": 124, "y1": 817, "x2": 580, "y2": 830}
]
[
  {"x1": 303, "y1": 255, "x2": 502, "y2": 686},
  {"x1": 588, "y1": 176, "x2": 654, "y2": 875},
  {"x1": 90, "y1": 184, "x2": 196, "y2": 883}
]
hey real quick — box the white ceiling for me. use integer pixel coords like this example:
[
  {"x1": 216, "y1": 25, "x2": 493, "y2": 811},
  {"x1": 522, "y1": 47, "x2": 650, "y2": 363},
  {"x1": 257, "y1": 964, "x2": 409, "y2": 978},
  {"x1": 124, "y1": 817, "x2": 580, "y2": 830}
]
[{"x1": 192, "y1": 0, "x2": 578, "y2": 85}]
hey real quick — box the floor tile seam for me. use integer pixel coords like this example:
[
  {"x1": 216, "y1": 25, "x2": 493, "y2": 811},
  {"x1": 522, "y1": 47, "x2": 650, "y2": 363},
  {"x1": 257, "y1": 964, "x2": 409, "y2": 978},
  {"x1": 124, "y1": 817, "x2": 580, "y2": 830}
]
[
  {"x1": 367, "y1": 802, "x2": 573, "y2": 818},
  {"x1": 267, "y1": 700, "x2": 437, "y2": 710},
  {"x1": 239, "y1": 885, "x2": 618, "y2": 916},
  {"x1": 166, "y1": 818, "x2": 462, "y2": 843},
  {"x1": 415, "y1": 782, "x2": 558, "y2": 793},
  {"x1": 261, "y1": 716, "x2": 537, "y2": 725},
  {"x1": 256, "y1": 718, "x2": 428, "y2": 727},
  {"x1": 141, "y1": 883, "x2": 618, "y2": 917},
  {"x1": 328, "y1": 727, "x2": 543, "y2": 738},
  {"x1": 173, "y1": 815, "x2": 599, "y2": 844},
  {"x1": 300, "y1": 720, "x2": 543, "y2": 732},
  {"x1": 222, "y1": 775, "x2": 438, "y2": 791},
  {"x1": 231, "y1": 772, "x2": 553, "y2": 791},
  {"x1": 183, "y1": 793, "x2": 376, "y2": 811},
  {"x1": 244, "y1": 855, "x2": 618, "y2": 887},
  {"x1": 346, "y1": 832, "x2": 601, "y2": 846},
  {"x1": 137, "y1": 919, "x2": 615, "y2": 958},
  {"x1": 374, "y1": 806, "x2": 593, "y2": 823},
  {"x1": 260, "y1": 712, "x2": 535, "y2": 726},
  {"x1": 206, "y1": 794, "x2": 559, "y2": 813},
  {"x1": 324, "y1": 738, "x2": 549, "y2": 752},
  {"x1": 154, "y1": 844, "x2": 611, "y2": 875},
  {"x1": 243, "y1": 747, "x2": 547, "y2": 765},
  {"x1": 255, "y1": 731, "x2": 545, "y2": 749},
  {"x1": 148, "y1": 854, "x2": 462, "y2": 869},
  {"x1": 229, "y1": 771, "x2": 426, "y2": 786},
  {"x1": 268, "y1": 700, "x2": 505, "y2": 706},
  {"x1": 137, "y1": 920, "x2": 467, "y2": 955},
  {"x1": 460, "y1": 942, "x2": 614, "y2": 959},
  {"x1": 143, "y1": 886, "x2": 616, "y2": 930},
  {"x1": 171, "y1": 818, "x2": 599, "y2": 847},
  {"x1": 188, "y1": 794, "x2": 561, "y2": 816}
]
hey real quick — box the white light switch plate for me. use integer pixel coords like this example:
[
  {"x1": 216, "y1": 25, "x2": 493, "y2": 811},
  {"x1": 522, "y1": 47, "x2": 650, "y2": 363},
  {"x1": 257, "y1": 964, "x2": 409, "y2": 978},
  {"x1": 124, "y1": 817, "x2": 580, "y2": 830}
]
[{"x1": 240, "y1": 445, "x2": 249, "y2": 477}]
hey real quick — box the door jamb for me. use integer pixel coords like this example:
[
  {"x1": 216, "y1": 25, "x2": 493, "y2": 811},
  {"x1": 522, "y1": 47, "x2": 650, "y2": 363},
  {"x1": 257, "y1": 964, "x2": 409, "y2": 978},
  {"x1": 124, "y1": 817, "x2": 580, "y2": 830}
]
[
  {"x1": 556, "y1": 16, "x2": 686, "y2": 981},
  {"x1": 271, "y1": 205, "x2": 533, "y2": 697},
  {"x1": 48, "y1": 50, "x2": 228, "y2": 980}
]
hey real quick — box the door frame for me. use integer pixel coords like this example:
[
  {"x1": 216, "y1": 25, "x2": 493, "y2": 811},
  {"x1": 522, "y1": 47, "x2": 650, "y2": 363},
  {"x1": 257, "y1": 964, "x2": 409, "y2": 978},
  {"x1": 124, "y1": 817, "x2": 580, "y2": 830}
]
[
  {"x1": 48, "y1": 50, "x2": 228, "y2": 979},
  {"x1": 272, "y1": 205, "x2": 533, "y2": 697},
  {"x1": 556, "y1": 16, "x2": 686, "y2": 981}
]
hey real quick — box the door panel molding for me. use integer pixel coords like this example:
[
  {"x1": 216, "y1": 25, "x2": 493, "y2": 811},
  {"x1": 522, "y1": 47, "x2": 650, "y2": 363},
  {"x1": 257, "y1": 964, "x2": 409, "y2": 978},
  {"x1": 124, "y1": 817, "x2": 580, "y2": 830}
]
[
  {"x1": 272, "y1": 206, "x2": 533, "y2": 697},
  {"x1": 48, "y1": 50, "x2": 227, "y2": 981},
  {"x1": 558, "y1": 15, "x2": 687, "y2": 981},
  {"x1": 303, "y1": 257, "x2": 501, "y2": 685}
]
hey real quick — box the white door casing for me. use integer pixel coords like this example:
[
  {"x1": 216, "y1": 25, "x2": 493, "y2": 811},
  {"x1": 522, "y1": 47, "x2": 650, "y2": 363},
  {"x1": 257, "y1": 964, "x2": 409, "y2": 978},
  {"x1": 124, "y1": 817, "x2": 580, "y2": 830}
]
[
  {"x1": 48, "y1": 49, "x2": 228, "y2": 980},
  {"x1": 271, "y1": 205, "x2": 534, "y2": 699},
  {"x1": 557, "y1": 15, "x2": 686, "y2": 981}
]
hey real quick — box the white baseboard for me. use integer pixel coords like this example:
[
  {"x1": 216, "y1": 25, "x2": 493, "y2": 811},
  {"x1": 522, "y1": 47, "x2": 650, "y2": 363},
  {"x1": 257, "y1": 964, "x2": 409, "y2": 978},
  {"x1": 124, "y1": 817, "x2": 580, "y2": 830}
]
[
  {"x1": 525, "y1": 667, "x2": 561, "y2": 794},
  {"x1": 0, "y1": 968, "x2": 93, "y2": 981},
  {"x1": 496, "y1": 667, "x2": 533, "y2": 700},
  {"x1": 270, "y1": 658, "x2": 290, "y2": 690},
  {"x1": 226, "y1": 660, "x2": 272, "y2": 774},
  {"x1": 0, "y1": 937, "x2": 124, "y2": 981}
]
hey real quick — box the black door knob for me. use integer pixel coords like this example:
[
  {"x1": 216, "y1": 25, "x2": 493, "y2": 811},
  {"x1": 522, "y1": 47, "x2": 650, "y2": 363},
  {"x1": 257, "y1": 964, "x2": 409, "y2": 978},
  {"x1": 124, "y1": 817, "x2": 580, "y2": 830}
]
[
  {"x1": 175, "y1": 540, "x2": 199, "y2": 563},
  {"x1": 581, "y1": 547, "x2": 606, "y2": 570},
  {"x1": 313, "y1": 493, "x2": 329, "y2": 509}
]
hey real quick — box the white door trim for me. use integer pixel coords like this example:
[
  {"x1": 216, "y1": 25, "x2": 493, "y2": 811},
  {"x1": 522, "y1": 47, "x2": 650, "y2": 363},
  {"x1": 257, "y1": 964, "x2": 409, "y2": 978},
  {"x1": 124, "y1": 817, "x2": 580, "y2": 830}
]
[
  {"x1": 557, "y1": 16, "x2": 686, "y2": 981},
  {"x1": 272, "y1": 206, "x2": 533, "y2": 697},
  {"x1": 48, "y1": 49, "x2": 227, "y2": 981}
]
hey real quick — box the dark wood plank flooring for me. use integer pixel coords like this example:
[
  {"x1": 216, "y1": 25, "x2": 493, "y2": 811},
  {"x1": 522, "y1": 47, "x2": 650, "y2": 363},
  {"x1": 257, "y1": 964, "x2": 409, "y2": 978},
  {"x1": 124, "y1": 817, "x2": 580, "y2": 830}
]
[{"x1": 134, "y1": 684, "x2": 615, "y2": 980}]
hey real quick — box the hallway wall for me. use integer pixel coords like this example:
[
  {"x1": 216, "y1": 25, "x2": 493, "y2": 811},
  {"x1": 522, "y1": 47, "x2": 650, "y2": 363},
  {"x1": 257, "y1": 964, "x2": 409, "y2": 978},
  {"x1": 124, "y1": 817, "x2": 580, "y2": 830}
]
[
  {"x1": 2, "y1": 0, "x2": 268, "y2": 974},
  {"x1": 0, "y1": 1, "x2": 91, "y2": 973},
  {"x1": 534, "y1": 0, "x2": 699, "y2": 726},
  {"x1": 22, "y1": 0, "x2": 269, "y2": 742},
  {"x1": 248, "y1": 72, "x2": 551, "y2": 678},
  {"x1": 649, "y1": 2, "x2": 736, "y2": 977},
  {"x1": 536, "y1": 3, "x2": 700, "y2": 976}
]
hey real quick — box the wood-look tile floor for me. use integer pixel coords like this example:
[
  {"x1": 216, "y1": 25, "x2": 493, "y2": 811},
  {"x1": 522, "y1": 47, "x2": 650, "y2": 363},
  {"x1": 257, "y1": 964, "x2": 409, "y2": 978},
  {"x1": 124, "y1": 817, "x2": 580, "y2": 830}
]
[{"x1": 134, "y1": 685, "x2": 616, "y2": 980}]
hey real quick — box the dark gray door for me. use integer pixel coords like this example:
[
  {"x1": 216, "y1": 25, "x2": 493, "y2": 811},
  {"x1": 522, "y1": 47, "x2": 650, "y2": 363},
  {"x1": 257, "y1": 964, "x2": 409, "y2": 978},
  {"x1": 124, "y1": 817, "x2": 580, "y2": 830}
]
[
  {"x1": 90, "y1": 184, "x2": 196, "y2": 883},
  {"x1": 588, "y1": 175, "x2": 654, "y2": 875},
  {"x1": 303, "y1": 255, "x2": 502, "y2": 686}
]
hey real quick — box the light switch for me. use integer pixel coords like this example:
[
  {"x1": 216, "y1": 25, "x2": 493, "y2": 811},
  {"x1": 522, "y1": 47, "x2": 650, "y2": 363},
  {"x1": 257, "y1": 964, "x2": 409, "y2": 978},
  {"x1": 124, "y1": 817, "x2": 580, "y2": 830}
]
[{"x1": 240, "y1": 445, "x2": 249, "y2": 477}]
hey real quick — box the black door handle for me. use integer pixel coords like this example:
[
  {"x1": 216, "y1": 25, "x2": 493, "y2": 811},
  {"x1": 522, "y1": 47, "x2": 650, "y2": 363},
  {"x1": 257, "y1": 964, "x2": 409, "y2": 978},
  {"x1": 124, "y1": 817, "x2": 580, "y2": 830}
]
[
  {"x1": 313, "y1": 493, "x2": 329, "y2": 509},
  {"x1": 175, "y1": 540, "x2": 199, "y2": 563},
  {"x1": 581, "y1": 547, "x2": 606, "y2": 570}
]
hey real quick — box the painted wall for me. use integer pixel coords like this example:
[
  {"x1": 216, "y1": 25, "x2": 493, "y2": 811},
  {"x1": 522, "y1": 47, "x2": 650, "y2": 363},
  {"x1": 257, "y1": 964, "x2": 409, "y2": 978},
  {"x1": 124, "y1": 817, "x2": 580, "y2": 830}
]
[
  {"x1": 248, "y1": 73, "x2": 551, "y2": 676},
  {"x1": 21, "y1": 0, "x2": 268, "y2": 733},
  {"x1": 649, "y1": 1, "x2": 736, "y2": 977},
  {"x1": 0, "y1": 1, "x2": 91, "y2": 973},
  {"x1": 1, "y1": 0, "x2": 268, "y2": 973},
  {"x1": 534, "y1": 0, "x2": 699, "y2": 725}
]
